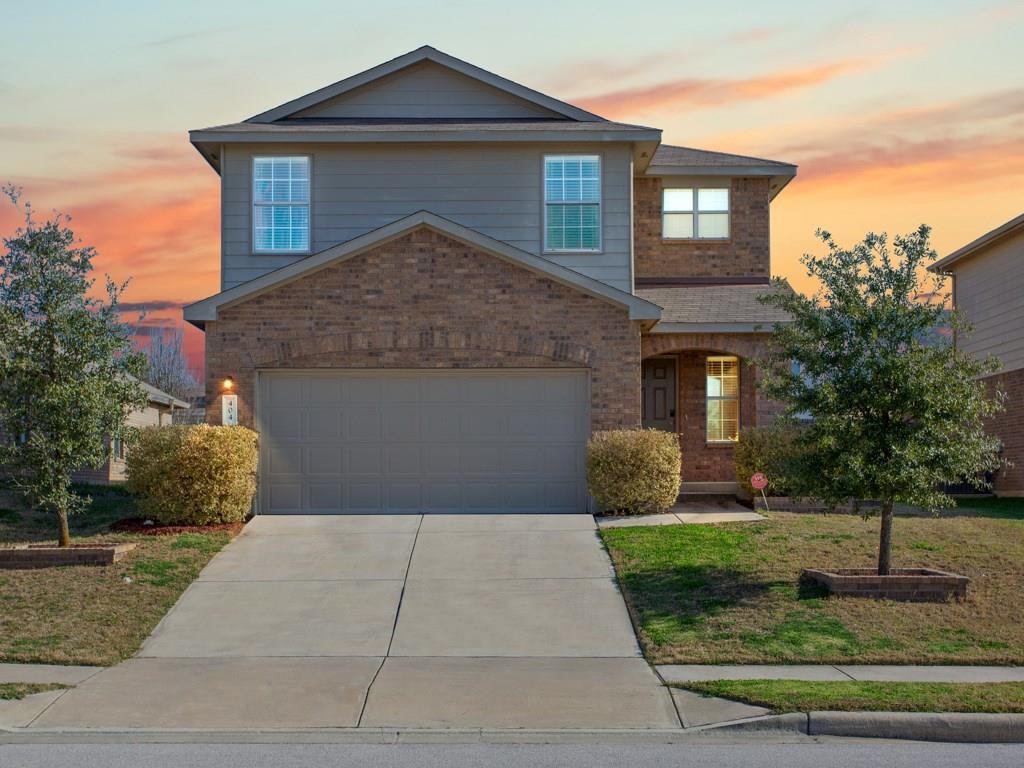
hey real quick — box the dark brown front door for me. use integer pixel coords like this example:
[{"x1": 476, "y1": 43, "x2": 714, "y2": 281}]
[{"x1": 642, "y1": 357, "x2": 676, "y2": 432}]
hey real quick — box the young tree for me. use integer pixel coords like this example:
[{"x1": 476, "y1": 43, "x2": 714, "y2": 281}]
[
  {"x1": 759, "y1": 226, "x2": 1004, "y2": 575},
  {"x1": 0, "y1": 187, "x2": 147, "y2": 546},
  {"x1": 141, "y1": 327, "x2": 198, "y2": 402}
]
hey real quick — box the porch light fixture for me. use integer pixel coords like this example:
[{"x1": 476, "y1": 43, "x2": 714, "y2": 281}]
[{"x1": 222, "y1": 376, "x2": 235, "y2": 391}]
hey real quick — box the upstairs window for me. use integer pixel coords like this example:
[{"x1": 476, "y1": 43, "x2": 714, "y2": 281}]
[
  {"x1": 253, "y1": 156, "x2": 310, "y2": 252},
  {"x1": 706, "y1": 356, "x2": 740, "y2": 442},
  {"x1": 544, "y1": 155, "x2": 601, "y2": 251},
  {"x1": 663, "y1": 187, "x2": 730, "y2": 239}
]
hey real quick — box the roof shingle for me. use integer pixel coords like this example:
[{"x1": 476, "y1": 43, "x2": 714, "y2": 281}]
[{"x1": 637, "y1": 283, "x2": 793, "y2": 327}]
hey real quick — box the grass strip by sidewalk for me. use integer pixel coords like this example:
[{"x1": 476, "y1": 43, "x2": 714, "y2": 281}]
[
  {"x1": 678, "y1": 679, "x2": 1024, "y2": 713},
  {"x1": 0, "y1": 683, "x2": 67, "y2": 700}
]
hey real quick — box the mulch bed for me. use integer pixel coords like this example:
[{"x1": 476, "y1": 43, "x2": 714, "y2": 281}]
[{"x1": 109, "y1": 518, "x2": 246, "y2": 536}]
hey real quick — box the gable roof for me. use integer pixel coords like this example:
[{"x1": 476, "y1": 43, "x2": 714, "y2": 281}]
[
  {"x1": 929, "y1": 212, "x2": 1024, "y2": 272},
  {"x1": 646, "y1": 144, "x2": 797, "y2": 199},
  {"x1": 248, "y1": 46, "x2": 605, "y2": 124},
  {"x1": 183, "y1": 211, "x2": 662, "y2": 328}
]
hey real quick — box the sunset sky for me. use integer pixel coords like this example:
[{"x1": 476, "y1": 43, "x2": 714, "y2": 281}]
[{"x1": 2, "y1": 1, "x2": 1022, "y2": 377}]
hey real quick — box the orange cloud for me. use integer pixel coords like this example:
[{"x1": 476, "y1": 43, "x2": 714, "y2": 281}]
[
  {"x1": 1, "y1": 144, "x2": 220, "y2": 377},
  {"x1": 575, "y1": 58, "x2": 871, "y2": 117}
]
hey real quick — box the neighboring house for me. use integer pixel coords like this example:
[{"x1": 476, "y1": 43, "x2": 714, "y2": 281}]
[
  {"x1": 184, "y1": 46, "x2": 796, "y2": 514},
  {"x1": 930, "y1": 213, "x2": 1024, "y2": 496},
  {"x1": 71, "y1": 381, "x2": 189, "y2": 485}
]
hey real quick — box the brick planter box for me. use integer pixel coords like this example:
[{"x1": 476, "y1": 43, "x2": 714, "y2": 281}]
[
  {"x1": 802, "y1": 567, "x2": 969, "y2": 602},
  {"x1": 0, "y1": 542, "x2": 137, "y2": 569}
]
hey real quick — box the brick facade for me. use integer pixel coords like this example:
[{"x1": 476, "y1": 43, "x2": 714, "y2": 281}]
[
  {"x1": 986, "y1": 367, "x2": 1024, "y2": 494},
  {"x1": 633, "y1": 176, "x2": 771, "y2": 280},
  {"x1": 204, "y1": 227, "x2": 642, "y2": 435},
  {"x1": 642, "y1": 331, "x2": 780, "y2": 484}
]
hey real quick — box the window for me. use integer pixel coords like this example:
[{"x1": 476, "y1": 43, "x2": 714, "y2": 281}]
[
  {"x1": 544, "y1": 155, "x2": 601, "y2": 251},
  {"x1": 663, "y1": 187, "x2": 729, "y2": 239},
  {"x1": 253, "y1": 156, "x2": 310, "y2": 252},
  {"x1": 112, "y1": 436, "x2": 125, "y2": 461},
  {"x1": 706, "y1": 356, "x2": 739, "y2": 442}
]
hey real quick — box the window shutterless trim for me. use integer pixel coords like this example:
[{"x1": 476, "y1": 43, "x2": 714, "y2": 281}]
[
  {"x1": 662, "y1": 186, "x2": 730, "y2": 241},
  {"x1": 251, "y1": 154, "x2": 313, "y2": 255},
  {"x1": 542, "y1": 154, "x2": 602, "y2": 254}
]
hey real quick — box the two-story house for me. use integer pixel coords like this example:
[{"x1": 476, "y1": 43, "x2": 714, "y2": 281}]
[
  {"x1": 184, "y1": 46, "x2": 796, "y2": 514},
  {"x1": 930, "y1": 213, "x2": 1024, "y2": 496}
]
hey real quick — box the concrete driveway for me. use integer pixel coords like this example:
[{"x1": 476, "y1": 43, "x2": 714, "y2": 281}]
[{"x1": 34, "y1": 514, "x2": 679, "y2": 730}]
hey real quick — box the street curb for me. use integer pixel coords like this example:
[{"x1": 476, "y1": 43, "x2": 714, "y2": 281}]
[
  {"x1": 0, "y1": 727, "x2": 769, "y2": 746},
  {"x1": 706, "y1": 711, "x2": 1024, "y2": 743}
]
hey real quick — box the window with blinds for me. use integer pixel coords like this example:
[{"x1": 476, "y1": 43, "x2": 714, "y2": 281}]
[
  {"x1": 544, "y1": 155, "x2": 601, "y2": 251},
  {"x1": 253, "y1": 156, "x2": 310, "y2": 252},
  {"x1": 663, "y1": 187, "x2": 730, "y2": 239},
  {"x1": 706, "y1": 355, "x2": 740, "y2": 442}
]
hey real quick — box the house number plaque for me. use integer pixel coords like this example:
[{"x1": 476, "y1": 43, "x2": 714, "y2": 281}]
[{"x1": 222, "y1": 394, "x2": 239, "y2": 426}]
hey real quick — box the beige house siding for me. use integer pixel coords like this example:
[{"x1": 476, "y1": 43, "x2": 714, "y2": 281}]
[
  {"x1": 71, "y1": 403, "x2": 172, "y2": 485},
  {"x1": 951, "y1": 230, "x2": 1024, "y2": 374}
]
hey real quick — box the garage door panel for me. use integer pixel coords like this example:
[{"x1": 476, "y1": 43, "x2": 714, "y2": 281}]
[
  {"x1": 306, "y1": 446, "x2": 342, "y2": 475},
  {"x1": 383, "y1": 407, "x2": 420, "y2": 440},
  {"x1": 308, "y1": 377, "x2": 343, "y2": 404},
  {"x1": 308, "y1": 482, "x2": 344, "y2": 511},
  {"x1": 269, "y1": 482, "x2": 303, "y2": 513},
  {"x1": 347, "y1": 410, "x2": 381, "y2": 441},
  {"x1": 348, "y1": 483, "x2": 382, "y2": 512},
  {"x1": 259, "y1": 371, "x2": 588, "y2": 514},
  {"x1": 384, "y1": 444, "x2": 421, "y2": 474},
  {"x1": 306, "y1": 409, "x2": 344, "y2": 441},
  {"x1": 424, "y1": 445, "x2": 461, "y2": 475},
  {"x1": 386, "y1": 483, "x2": 422, "y2": 511},
  {"x1": 267, "y1": 408, "x2": 303, "y2": 440},
  {"x1": 347, "y1": 445, "x2": 382, "y2": 474}
]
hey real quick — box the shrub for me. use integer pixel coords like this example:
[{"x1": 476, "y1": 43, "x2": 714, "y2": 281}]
[
  {"x1": 586, "y1": 429, "x2": 681, "y2": 515},
  {"x1": 733, "y1": 423, "x2": 803, "y2": 498},
  {"x1": 126, "y1": 425, "x2": 258, "y2": 525}
]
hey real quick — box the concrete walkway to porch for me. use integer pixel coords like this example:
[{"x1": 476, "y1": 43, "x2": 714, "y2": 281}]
[
  {"x1": 596, "y1": 498, "x2": 765, "y2": 528},
  {"x1": 28, "y1": 514, "x2": 680, "y2": 730}
]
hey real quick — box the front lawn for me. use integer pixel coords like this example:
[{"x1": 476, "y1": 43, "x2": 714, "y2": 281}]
[
  {"x1": 679, "y1": 680, "x2": 1024, "y2": 713},
  {"x1": 0, "y1": 485, "x2": 234, "y2": 666},
  {"x1": 600, "y1": 502, "x2": 1024, "y2": 665}
]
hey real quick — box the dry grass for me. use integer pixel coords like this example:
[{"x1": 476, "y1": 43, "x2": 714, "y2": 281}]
[
  {"x1": 0, "y1": 485, "x2": 233, "y2": 666},
  {"x1": 0, "y1": 683, "x2": 66, "y2": 700},
  {"x1": 601, "y1": 503, "x2": 1024, "y2": 665},
  {"x1": 679, "y1": 680, "x2": 1024, "y2": 713}
]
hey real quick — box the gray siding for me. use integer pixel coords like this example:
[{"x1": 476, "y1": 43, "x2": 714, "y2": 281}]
[
  {"x1": 953, "y1": 231, "x2": 1024, "y2": 374},
  {"x1": 221, "y1": 142, "x2": 633, "y2": 292},
  {"x1": 292, "y1": 61, "x2": 561, "y2": 120}
]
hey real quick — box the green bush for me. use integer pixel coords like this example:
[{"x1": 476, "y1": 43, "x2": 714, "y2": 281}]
[
  {"x1": 126, "y1": 425, "x2": 258, "y2": 525},
  {"x1": 733, "y1": 423, "x2": 804, "y2": 497},
  {"x1": 586, "y1": 429, "x2": 681, "y2": 515}
]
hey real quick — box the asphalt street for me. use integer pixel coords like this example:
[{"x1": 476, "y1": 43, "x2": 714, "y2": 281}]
[{"x1": 2, "y1": 739, "x2": 1023, "y2": 768}]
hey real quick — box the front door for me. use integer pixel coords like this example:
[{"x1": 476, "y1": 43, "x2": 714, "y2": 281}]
[{"x1": 641, "y1": 358, "x2": 676, "y2": 432}]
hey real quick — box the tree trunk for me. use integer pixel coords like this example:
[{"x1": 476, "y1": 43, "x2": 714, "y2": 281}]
[
  {"x1": 57, "y1": 507, "x2": 71, "y2": 548},
  {"x1": 877, "y1": 500, "x2": 894, "y2": 576}
]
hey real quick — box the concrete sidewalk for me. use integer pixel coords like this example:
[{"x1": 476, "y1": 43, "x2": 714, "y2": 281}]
[{"x1": 658, "y1": 664, "x2": 1024, "y2": 683}]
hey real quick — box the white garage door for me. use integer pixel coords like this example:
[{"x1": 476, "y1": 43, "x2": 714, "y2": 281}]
[{"x1": 258, "y1": 370, "x2": 589, "y2": 514}]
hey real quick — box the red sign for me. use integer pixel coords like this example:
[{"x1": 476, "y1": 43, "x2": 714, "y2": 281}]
[{"x1": 750, "y1": 472, "x2": 769, "y2": 491}]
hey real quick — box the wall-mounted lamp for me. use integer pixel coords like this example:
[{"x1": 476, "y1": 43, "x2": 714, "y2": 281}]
[{"x1": 222, "y1": 376, "x2": 235, "y2": 391}]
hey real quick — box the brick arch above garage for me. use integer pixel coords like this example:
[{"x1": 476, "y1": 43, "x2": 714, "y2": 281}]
[{"x1": 204, "y1": 227, "x2": 643, "y2": 430}]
